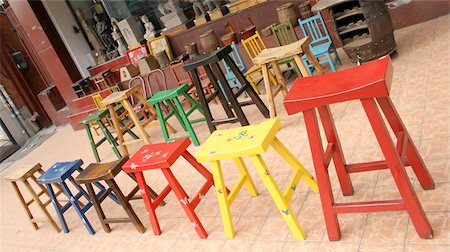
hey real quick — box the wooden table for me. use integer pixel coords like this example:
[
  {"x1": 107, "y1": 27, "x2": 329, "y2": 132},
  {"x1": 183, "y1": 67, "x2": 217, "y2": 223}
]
[{"x1": 253, "y1": 37, "x2": 325, "y2": 118}]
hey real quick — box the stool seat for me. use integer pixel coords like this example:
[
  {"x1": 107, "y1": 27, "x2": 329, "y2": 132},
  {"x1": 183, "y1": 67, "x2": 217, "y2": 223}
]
[
  {"x1": 79, "y1": 109, "x2": 109, "y2": 125},
  {"x1": 76, "y1": 157, "x2": 129, "y2": 183},
  {"x1": 5, "y1": 164, "x2": 42, "y2": 181},
  {"x1": 148, "y1": 84, "x2": 189, "y2": 103},
  {"x1": 284, "y1": 56, "x2": 393, "y2": 114},
  {"x1": 196, "y1": 119, "x2": 280, "y2": 162},
  {"x1": 37, "y1": 160, "x2": 83, "y2": 183},
  {"x1": 101, "y1": 85, "x2": 140, "y2": 105},
  {"x1": 122, "y1": 138, "x2": 191, "y2": 171},
  {"x1": 253, "y1": 37, "x2": 311, "y2": 65}
]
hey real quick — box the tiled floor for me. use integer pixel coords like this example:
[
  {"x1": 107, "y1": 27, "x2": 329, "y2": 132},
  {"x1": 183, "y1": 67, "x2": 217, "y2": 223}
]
[{"x1": 1, "y1": 15, "x2": 449, "y2": 252}]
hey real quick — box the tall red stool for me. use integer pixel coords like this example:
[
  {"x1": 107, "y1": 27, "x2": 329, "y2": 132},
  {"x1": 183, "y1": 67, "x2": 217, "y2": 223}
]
[
  {"x1": 122, "y1": 138, "x2": 214, "y2": 238},
  {"x1": 283, "y1": 56, "x2": 434, "y2": 241}
]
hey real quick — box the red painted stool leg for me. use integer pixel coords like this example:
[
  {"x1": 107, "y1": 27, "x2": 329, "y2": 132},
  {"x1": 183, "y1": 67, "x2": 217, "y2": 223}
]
[
  {"x1": 377, "y1": 97, "x2": 435, "y2": 190},
  {"x1": 304, "y1": 109, "x2": 341, "y2": 241},
  {"x1": 361, "y1": 98, "x2": 433, "y2": 239},
  {"x1": 318, "y1": 106, "x2": 354, "y2": 196},
  {"x1": 134, "y1": 171, "x2": 162, "y2": 235},
  {"x1": 161, "y1": 168, "x2": 208, "y2": 239},
  {"x1": 182, "y1": 151, "x2": 214, "y2": 181}
]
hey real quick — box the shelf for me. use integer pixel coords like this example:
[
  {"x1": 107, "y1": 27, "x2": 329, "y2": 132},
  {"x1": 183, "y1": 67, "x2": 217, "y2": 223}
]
[
  {"x1": 335, "y1": 7, "x2": 364, "y2": 21},
  {"x1": 338, "y1": 21, "x2": 368, "y2": 35},
  {"x1": 343, "y1": 36, "x2": 372, "y2": 48}
]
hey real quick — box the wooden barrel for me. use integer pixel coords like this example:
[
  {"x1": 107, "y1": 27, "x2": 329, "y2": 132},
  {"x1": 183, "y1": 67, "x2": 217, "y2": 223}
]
[
  {"x1": 200, "y1": 30, "x2": 219, "y2": 53},
  {"x1": 276, "y1": 3, "x2": 297, "y2": 26},
  {"x1": 185, "y1": 42, "x2": 199, "y2": 58},
  {"x1": 299, "y1": 1, "x2": 313, "y2": 19},
  {"x1": 221, "y1": 32, "x2": 237, "y2": 46},
  {"x1": 155, "y1": 51, "x2": 170, "y2": 67}
]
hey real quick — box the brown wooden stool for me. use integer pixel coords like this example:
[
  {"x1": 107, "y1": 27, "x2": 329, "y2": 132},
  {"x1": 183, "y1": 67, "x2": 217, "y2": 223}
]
[
  {"x1": 101, "y1": 84, "x2": 176, "y2": 156},
  {"x1": 4, "y1": 164, "x2": 61, "y2": 232},
  {"x1": 75, "y1": 157, "x2": 152, "y2": 233},
  {"x1": 253, "y1": 37, "x2": 325, "y2": 118}
]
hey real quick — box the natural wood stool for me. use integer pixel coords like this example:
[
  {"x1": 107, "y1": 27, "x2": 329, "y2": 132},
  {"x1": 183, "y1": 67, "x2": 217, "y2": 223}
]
[
  {"x1": 101, "y1": 84, "x2": 175, "y2": 156},
  {"x1": 253, "y1": 37, "x2": 325, "y2": 118},
  {"x1": 75, "y1": 157, "x2": 148, "y2": 233},
  {"x1": 283, "y1": 56, "x2": 434, "y2": 241},
  {"x1": 5, "y1": 164, "x2": 61, "y2": 232},
  {"x1": 195, "y1": 119, "x2": 318, "y2": 240},
  {"x1": 183, "y1": 45, "x2": 270, "y2": 133},
  {"x1": 122, "y1": 138, "x2": 214, "y2": 238}
]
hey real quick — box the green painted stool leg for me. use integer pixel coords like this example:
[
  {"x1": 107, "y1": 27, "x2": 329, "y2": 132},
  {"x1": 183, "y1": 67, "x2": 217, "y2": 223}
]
[
  {"x1": 165, "y1": 100, "x2": 187, "y2": 131},
  {"x1": 155, "y1": 102, "x2": 171, "y2": 142},
  {"x1": 84, "y1": 124, "x2": 100, "y2": 162},
  {"x1": 97, "y1": 119, "x2": 122, "y2": 159},
  {"x1": 184, "y1": 93, "x2": 205, "y2": 115},
  {"x1": 173, "y1": 97, "x2": 200, "y2": 146}
]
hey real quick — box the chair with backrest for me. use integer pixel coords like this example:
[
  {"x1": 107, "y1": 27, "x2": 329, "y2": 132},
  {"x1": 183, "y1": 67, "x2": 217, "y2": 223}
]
[
  {"x1": 146, "y1": 69, "x2": 168, "y2": 97},
  {"x1": 298, "y1": 12, "x2": 341, "y2": 74},
  {"x1": 128, "y1": 76, "x2": 147, "y2": 105},
  {"x1": 271, "y1": 21, "x2": 302, "y2": 76}
]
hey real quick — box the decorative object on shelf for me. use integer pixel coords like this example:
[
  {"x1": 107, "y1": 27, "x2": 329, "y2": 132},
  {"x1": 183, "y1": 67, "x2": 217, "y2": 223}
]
[
  {"x1": 147, "y1": 35, "x2": 173, "y2": 61},
  {"x1": 260, "y1": 23, "x2": 277, "y2": 37},
  {"x1": 141, "y1": 15, "x2": 156, "y2": 40},
  {"x1": 299, "y1": 1, "x2": 313, "y2": 19},
  {"x1": 240, "y1": 17, "x2": 256, "y2": 40},
  {"x1": 199, "y1": 30, "x2": 219, "y2": 53},
  {"x1": 205, "y1": 0, "x2": 225, "y2": 20},
  {"x1": 226, "y1": 0, "x2": 267, "y2": 14},
  {"x1": 276, "y1": 3, "x2": 297, "y2": 27},
  {"x1": 158, "y1": 0, "x2": 189, "y2": 30},
  {"x1": 111, "y1": 20, "x2": 128, "y2": 56},
  {"x1": 75, "y1": 9, "x2": 106, "y2": 64},
  {"x1": 138, "y1": 55, "x2": 161, "y2": 75},
  {"x1": 204, "y1": 0, "x2": 221, "y2": 11},
  {"x1": 185, "y1": 42, "x2": 199, "y2": 58},
  {"x1": 190, "y1": 0, "x2": 207, "y2": 18},
  {"x1": 94, "y1": 13, "x2": 116, "y2": 53},
  {"x1": 126, "y1": 45, "x2": 149, "y2": 65},
  {"x1": 312, "y1": 0, "x2": 396, "y2": 63},
  {"x1": 155, "y1": 51, "x2": 171, "y2": 67},
  {"x1": 221, "y1": 21, "x2": 237, "y2": 46},
  {"x1": 120, "y1": 64, "x2": 140, "y2": 82},
  {"x1": 117, "y1": 17, "x2": 144, "y2": 49}
]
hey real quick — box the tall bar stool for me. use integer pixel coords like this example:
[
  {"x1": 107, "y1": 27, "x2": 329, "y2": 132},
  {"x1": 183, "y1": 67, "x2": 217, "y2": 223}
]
[
  {"x1": 4, "y1": 164, "x2": 61, "y2": 232},
  {"x1": 75, "y1": 157, "x2": 148, "y2": 233},
  {"x1": 195, "y1": 119, "x2": 318, "y2": 240},
  {"x1": 283, "y1": 56, "x2": 434, "y2": 241},
  {"x1": 183, "y1": 45, "x2": 269, "y2": 133},
  {"x1": 101, "y1": 84, "x2": 176, "y2": 156},
  {"x1": 253, "y1": 37, "x2": 324, "y2": 118}
]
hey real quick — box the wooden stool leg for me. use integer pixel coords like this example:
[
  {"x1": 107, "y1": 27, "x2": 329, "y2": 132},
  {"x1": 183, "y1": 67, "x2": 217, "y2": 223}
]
[
  {"x1": 377, "y1": 97, "x2": 434, "y2": 190},
  {"x1": 10, "y1": 181, "x2": 39, "y2": 230},
  {"x1": 173, "y1": 97, "x2": 200, "y2": 146},
  {"x1": 249, "y1": 154, "x2": 306, "y2": 240},
  {"x1": 204, "y1": 64, "x2": 235, "y2": 119},
  {"x1": 233, "y1": 157, "x2": 258, "y2": 196},
  {"x1": 361, "y1": 98, "x2": 433, "y2": 239},
  {"x1": 318, "y1": 106, "x2": 354, "y2": 196},
  {"x1": 135, "y1": 92, "x2": 176, "y2": 134},
  {"x1": 161, "y1": 168, "x2": 208, "y2": 239},
  {"x1": 190, "y1": 69, "x2": 217, "y2": 133},
  {"x1": 60, "y1": 181, "x2": 95, "y2": 235},
  {"x1": 46, "y1": 183, "x2": 70, "y2": 233},
  {"x1": 121, "y1": 99, "x2": 151, "y2": 145},
  {"x1": 262, "y1": 63, "x2": 276, "y2": 118},
  {"x1": 293, "y1": 55, "x2": 311, "y2": 77},
  {"x1": 107, "y1": 104, "x2": 129, "y2": 156},
  {"x1": 271, "y1": 61, "x2": 288, "y2": 97},
  {"x1": 271, "y1": 137, "x2": 319, "y2": 195},
  {"x1": 303, "y1": 109, "x2": 341, "y2": 240},
  {"x1": 85, "y1": 182, "x2": 111, "y2": 233},
  {"x1": 210, "y1": 160, "x2": 235, "y2": 238},
  {"x1": 302, "y1": 46, "x2": 325, "y2": 75},
  {"x1": 135, "y1": 171, "x2": 162, "y2": 235},
  {"x1": 106, "y1": 179, "x2": 146, "y2": 233}
]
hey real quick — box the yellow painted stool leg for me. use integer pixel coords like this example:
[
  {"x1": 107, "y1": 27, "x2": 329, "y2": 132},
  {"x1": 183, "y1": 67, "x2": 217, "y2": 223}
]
[
  {"x1": 233, "y1": 158, "x2": 258, "y2": 196},
  {"x1": 249, "y1": 154, "x2": 306, "y2": 240},
  {"x1": 210, "y1": 161, "x2": 235, "y2": 238},
  {"x1": 272, "y1": 137, "x2": 319, "y2": 194}
]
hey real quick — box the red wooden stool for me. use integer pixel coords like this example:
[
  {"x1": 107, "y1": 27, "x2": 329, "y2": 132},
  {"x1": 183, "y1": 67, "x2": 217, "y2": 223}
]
[
  {"x1": 283, "y1": 56, "x2": 434, "y2": 241},
  {"x1": 122, "y1": 138, "x2": 214, "y2": 238}
]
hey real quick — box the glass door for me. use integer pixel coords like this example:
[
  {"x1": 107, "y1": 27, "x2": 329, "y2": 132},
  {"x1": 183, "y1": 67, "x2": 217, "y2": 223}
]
[{"x1": 0, "y1": 118, "x2": 20, "y2": 162}]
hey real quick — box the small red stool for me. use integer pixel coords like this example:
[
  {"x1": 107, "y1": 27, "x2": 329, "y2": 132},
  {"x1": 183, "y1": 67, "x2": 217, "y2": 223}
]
[
  {"x1": 122, "y1": 138, "x2": 214, "y2": 238},
  {"x1": 283, "y1": 56, "x2": 434, "y2": 241}
]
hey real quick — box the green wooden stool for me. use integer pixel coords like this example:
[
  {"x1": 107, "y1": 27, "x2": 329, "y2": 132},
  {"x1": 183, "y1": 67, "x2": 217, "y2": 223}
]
[
  {"x1": 79, "y1": 109, "x2": 138, "y2": 162},
  {"x1": 147, "y1": 84, "x2": 205, "y2": 146}
]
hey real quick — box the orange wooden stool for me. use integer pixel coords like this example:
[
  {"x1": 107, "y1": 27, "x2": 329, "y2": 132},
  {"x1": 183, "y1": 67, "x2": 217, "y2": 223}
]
[
  {"x1": 122, "y1": 138, "x2": 214, "y2": 238},
  {"x1": 283, "y1": 56, "x2": 434, "y2": 241}
]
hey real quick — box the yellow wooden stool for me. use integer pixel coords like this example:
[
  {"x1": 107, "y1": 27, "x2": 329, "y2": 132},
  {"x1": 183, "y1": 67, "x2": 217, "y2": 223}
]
[
  {"x1": 195, "y1": 118, "x2": 318, "y2": 240},
  {"x1": 101, "y1": 84, "x2": 175, "y2": 156}
]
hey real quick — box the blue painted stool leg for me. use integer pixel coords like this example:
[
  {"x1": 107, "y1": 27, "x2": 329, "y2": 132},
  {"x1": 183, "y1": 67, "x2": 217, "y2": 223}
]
[
  {"x1": 60, "y1": 181, "x2": 96, "y2": 235},
  {"x1": 46, "y1": 183, "x2": 69, "y2": 233}
]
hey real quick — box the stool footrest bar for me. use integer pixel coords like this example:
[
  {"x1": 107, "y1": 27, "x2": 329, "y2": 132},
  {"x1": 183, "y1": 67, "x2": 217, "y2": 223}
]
[
  {"x1": 346, "y1": 160, "x2": 389, "y2": 173},
  {"x1": 104, "y1": 218, "x2": 132, "y2": 224},
  {"x1": 227, "y1": 175, "x2": 248, "y2": 204},
  {"x1": 151, "y1": 185, "x2": 171, "y2": 208},
  {"x1": 333, "y1": 200, "x2": 405, "y2": 213}
]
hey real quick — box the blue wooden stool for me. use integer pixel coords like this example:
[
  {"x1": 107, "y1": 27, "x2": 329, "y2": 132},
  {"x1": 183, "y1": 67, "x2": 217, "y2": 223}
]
[{"x1": 36, "y1": 159, "x2": 118, "y2": 235}]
